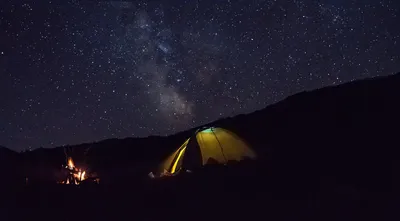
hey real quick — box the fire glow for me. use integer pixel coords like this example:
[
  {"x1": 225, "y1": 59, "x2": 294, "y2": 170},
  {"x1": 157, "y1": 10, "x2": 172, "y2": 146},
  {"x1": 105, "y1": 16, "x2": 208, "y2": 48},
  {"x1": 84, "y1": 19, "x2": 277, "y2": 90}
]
[{"x1": 61, "y1": 157, "x2": 87, "y2": 185}]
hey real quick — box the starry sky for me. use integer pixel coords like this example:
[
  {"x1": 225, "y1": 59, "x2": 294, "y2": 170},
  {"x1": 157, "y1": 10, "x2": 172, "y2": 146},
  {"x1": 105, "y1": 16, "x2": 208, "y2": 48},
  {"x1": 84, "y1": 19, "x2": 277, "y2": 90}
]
[{"x1": 1, "y1": 0, "x2": 399, "y2": 151}]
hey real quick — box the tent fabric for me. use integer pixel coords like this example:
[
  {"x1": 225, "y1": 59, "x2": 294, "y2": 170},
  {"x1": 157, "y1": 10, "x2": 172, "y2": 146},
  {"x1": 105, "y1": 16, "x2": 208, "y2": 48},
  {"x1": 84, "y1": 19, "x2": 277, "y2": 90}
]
[
  {"x1": 158, "y1": 127, "x2": 256, "y2": 176},
  {"x1": 159, "y1": 138, "x2": 189, "y2": 173}
]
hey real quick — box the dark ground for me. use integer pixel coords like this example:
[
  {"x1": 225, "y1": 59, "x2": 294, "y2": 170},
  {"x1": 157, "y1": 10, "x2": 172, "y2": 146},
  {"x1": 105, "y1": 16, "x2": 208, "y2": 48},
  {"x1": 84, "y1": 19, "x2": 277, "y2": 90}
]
[
  {"x1": 1, "y1": 73, "x2": 400, "y2": 221},
  {"x1": 2, "y1": 162, "x2": 399, "y2": 221}
]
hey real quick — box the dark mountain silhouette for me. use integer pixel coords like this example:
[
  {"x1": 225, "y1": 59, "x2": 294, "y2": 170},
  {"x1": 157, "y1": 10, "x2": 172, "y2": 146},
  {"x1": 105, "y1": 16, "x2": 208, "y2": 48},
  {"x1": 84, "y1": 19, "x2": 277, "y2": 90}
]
[
  {"x1": 2, "y1": 72, "x2": 400, "y2": 221},
  {"x1": 0, "y1": 146, "x2": 23, "y2": 187},
  {"x1": 0, "y1": 145, "x2": 18, "y2": 158}
]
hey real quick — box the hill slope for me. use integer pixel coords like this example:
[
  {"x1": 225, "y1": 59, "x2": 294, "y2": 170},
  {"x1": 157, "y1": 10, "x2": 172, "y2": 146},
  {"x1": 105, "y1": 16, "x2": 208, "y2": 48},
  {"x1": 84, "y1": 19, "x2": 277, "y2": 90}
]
[
  {"x1": 215, "y1": 72, "x2": 400, "y2": 190},
  {"x1": 2, "y1": 72, "x2": 400, "y2": 188}
]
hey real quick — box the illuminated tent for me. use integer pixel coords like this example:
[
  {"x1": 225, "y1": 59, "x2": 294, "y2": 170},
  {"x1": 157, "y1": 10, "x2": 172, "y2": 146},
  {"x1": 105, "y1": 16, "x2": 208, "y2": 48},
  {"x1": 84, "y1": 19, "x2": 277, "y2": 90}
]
[{"x1": 156, "y1": 127, "x2": 256, "y2": 177}]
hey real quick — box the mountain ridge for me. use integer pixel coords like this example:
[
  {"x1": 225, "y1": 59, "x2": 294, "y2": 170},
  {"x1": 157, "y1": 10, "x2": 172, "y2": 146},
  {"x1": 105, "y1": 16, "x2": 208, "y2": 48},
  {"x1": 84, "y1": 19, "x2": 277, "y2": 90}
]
[
  {"x1": 1, "y1": 72, "x2": 399, "y2": 154},
  {"x1": 1, "y1": 71, "x2": 400, "y2": 188}
]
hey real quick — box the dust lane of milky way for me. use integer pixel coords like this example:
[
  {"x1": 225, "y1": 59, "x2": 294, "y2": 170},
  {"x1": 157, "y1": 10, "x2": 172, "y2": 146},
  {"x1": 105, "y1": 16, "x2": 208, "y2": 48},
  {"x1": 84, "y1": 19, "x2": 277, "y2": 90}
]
[{"x1": 0, "y1": 0, "x2": 399, "y2": 151}]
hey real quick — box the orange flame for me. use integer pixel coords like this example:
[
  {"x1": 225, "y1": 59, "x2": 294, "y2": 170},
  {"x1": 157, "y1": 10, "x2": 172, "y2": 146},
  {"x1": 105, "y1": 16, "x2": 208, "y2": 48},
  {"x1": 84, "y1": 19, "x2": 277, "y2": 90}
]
[
  {"x1": 67, "y1": 157, "x2": 75, "y2": 169},
  {"x1": 74, "y1": 170, "x2": 86, "y2": 182},
  {"x1": 63, "y1": 157, "x2": 87, "y2": 184}
]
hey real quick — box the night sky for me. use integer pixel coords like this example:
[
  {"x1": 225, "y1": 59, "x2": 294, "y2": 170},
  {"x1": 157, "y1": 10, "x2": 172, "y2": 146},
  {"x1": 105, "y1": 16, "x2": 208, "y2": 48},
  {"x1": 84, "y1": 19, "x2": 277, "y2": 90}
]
[{"x1": 1, "y1": 0, "x2": 399, "y2": 151}]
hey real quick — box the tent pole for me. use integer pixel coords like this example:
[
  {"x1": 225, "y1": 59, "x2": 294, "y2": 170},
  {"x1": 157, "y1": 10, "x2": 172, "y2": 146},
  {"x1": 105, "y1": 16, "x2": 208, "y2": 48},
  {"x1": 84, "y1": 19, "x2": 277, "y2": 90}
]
[{"x1": 211, "y1": 130, "x2": 227, "y2": 164}]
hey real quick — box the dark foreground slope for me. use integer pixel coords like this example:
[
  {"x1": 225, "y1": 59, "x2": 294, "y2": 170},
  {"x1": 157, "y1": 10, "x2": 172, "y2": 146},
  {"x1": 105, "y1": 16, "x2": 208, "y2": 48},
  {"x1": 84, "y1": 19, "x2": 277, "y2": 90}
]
[
  {"x1": 216, "y1": 73, "x2": 400, "y2": 190},
  {"x1": 2, "y1": 73, "x2": 400, "y2": 221}
]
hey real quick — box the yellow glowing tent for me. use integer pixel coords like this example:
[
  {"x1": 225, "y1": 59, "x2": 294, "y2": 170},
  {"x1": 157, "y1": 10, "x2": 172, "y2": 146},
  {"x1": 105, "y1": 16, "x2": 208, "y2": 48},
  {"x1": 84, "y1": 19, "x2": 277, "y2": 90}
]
[{"x1": 157, "y1": 127, "x2": 256, "y2": 176}]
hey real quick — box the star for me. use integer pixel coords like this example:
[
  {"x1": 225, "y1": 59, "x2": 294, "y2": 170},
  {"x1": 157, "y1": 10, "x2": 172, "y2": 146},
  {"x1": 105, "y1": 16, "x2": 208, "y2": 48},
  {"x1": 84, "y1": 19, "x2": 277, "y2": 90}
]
[{"x1": 0, "y1": 0, "x2": 399, "y2": 151}]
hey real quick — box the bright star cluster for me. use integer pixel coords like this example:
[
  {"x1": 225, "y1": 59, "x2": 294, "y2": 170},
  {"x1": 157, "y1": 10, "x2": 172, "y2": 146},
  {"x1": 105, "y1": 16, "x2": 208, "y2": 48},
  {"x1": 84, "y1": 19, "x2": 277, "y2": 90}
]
[{"x1": 0, "y1": 0, "x2": 399, "y2": 151}]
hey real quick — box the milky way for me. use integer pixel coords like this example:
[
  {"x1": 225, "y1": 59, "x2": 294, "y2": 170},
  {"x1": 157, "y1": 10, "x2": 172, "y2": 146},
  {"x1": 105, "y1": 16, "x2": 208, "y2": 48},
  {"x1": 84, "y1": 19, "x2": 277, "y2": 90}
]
[{"x1": 0, "y1": 0, "x2": 399, "y2": 151}]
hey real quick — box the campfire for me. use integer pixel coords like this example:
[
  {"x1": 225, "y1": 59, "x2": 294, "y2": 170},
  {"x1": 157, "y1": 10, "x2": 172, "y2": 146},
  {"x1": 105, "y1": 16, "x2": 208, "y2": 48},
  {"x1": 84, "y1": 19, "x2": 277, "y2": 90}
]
[
  {"x1": 60, "y1": 157, "x2": 87, "y2": 185},
  {"x1": 58, "y1": 147, "x2": 100, "y2": 185}
]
